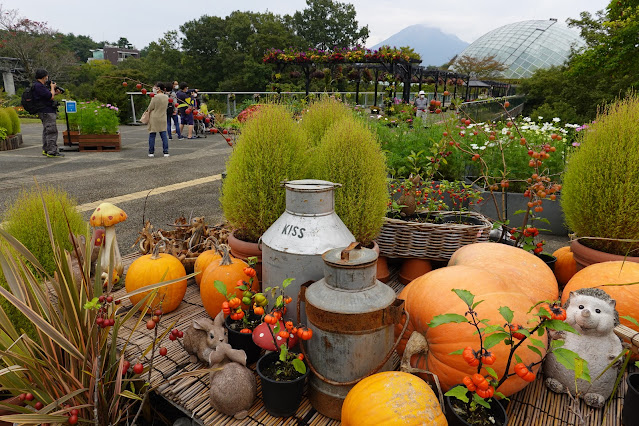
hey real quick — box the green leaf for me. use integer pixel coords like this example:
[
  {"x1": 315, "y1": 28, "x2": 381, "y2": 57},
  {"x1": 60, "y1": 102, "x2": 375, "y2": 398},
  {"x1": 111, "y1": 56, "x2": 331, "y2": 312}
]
[
  {"x1": 444, "y1": 385, "x2": 469, "y2": 403},
  {"x1": 429, "y1": 313, "x2": 468, "y2": 328},
  {"x1": 481, "y1": 324, "x2": 504, "y2": 335},
  {"x1": 494, "y1": 391, "x2": 509, "y2": 401},
  {"x1": 551, "y1": 340, "x2": 565, "y2": 349},
  {"x1": 514, "y1": 354, "x2": 523, "y2": 364},
  {"x1": 537, "y1": 306, "x2": 551, "y2": 318},
  {"x1": 279, "y1": 343, "x2": 288, "y2": 362},
  {"x1": 552, "y1": 348, "x2": 591, "y2": 382},
  {"x1": 544, "y1": 320, "x2": 577, "y2": 334},
  {"x1": 276, "y1": 295, "x2": 283, "y2": 306},
  {"x1": 452, "y1": 289, "x2": 474, "y2": 307},
  {"x1": 282, "y1": 278, "x2": 295, "y2": 288},
  {"x1": 523, "y1": 244, "x2": 535, "y2": 252},
  {"x1": 529, "y1": 338, "x2": 546, "y2": 349},
  {"x1": 537, "y1": 218, "x2": 551, "y2": 225},
  {"x1": 292, "y1": 358, "x2": 306, "y2": 374},
  {"x1": 527, "y1": 345, "x2": 543, "y2": 359},
  {"x1": 119, "y1": 390, "x2": 143, "y2": 401},
  {"x1": 513, "y1": 209, "x2": 527, "y2": 215},
  {"x1": 484, "y1": 332, "x2": 509, "y2": 349},
  {"x1": 575, "y1": 357, "x2": 585, "y2": 384},
  {"x1": 449, "y1": 349, "x2": 464, "y2": 355},
  {"x1": 498, "y1": 306, "x2": 514, "y2": 324},
  {"x1": 621, "y1": 315, "x2": 639, "y2": 328},
  {"x1": 472, "y1": 300, "x2": 484, "y2": 309},
  {"x1": 214, "y1": 280, "x2": 228, "y2": 297},
  {"x1": 485, "y1": 367, "x2": 498, "y2": 379},
  {"x1": 473, "y1": 392, "x2": 491, "y2": 408}
]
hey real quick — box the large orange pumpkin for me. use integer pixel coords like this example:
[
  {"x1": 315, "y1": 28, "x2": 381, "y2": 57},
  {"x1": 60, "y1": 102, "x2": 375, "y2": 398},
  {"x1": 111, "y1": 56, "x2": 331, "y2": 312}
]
[
  {"x1": 397, "y1": 264, "x2": 546, "y2": 397},
  {"x1": 561, "y1": 261, "x2": 639, "y2": 328},
  {"x1": 125, "y1": 245, "x2": 187, "y2": 314},
  {"x1": 552, "y1": 246, "x2": 577, "y2": 288},
  {"x1": 200, "y1": 248, "x2": 259, "y2": 318},
  {"x1": 341, "y1": 371, "x2": 446, "y2": 426},
  {"x1": 194, "y1": 249, "x2": 222, "y2": 286},
  {"x1": 448, "y1": 242, "x2": 559, "y2": 302}
]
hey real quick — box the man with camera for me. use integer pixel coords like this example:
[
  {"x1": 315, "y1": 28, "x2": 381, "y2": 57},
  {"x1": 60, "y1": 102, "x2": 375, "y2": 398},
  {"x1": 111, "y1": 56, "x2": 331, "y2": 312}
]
[{"x1": 33, "y1": 69, "x2": 64, "y2": 157}]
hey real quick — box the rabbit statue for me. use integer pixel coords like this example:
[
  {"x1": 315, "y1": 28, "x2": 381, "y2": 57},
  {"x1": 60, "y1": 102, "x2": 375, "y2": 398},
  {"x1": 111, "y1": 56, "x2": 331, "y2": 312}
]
[
  {"x1": 182, "y1": 317, "x2": 220, "y2": 363},
  {"x1": 544, "y1": 288, "x2": 624, "y2": 408},
  {"x1": 207, "y1": 311, "x2": 257, "y2": 419}
]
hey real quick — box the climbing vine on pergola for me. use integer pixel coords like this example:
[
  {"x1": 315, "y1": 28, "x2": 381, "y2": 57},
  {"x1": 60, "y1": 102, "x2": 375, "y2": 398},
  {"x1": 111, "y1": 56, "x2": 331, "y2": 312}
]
[{"x1": 262, "y1": 46, "x2": 471, "y2": 106}]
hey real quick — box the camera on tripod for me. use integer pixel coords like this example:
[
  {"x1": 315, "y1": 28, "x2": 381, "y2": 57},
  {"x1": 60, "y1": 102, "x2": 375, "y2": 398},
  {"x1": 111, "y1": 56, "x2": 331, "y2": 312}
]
[{"x1": 45, "y1": 80, "x2": 65, "y2": 94}]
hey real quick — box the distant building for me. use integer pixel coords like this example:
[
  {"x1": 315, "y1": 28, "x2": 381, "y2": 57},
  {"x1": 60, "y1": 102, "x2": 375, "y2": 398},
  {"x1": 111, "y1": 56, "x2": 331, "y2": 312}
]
[
  {"x1": 452, "y1": 19, "x2": 585, "y2": 79},
  {"x1": 88, "y1": 46, "x2": 139, "y2": 65}
]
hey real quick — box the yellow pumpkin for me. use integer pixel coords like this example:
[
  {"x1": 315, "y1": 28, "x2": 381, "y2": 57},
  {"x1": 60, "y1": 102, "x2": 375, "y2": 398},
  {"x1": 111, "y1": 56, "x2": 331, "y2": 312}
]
[
  {"x1": 561, "y1": 261, "x2": 639, "y2": 328},
  {"x1": 341, "y1": 371, "x2": 447, "y2": 426},
  {"x1": 125, "y1": 244, "x2": 187, "y2": 314},
  {"x1": 397, "y1": 265, "x2": 546, "y2": 397},
  {"x1": 552, "y1": 246, "x2": 577, "y2": 288},
  {"x1": 194, "y1": 249, "x2": 222, "y2": 286},
  {"x1": 448, "y1": 242, "x2": 559, "y2": 302}
]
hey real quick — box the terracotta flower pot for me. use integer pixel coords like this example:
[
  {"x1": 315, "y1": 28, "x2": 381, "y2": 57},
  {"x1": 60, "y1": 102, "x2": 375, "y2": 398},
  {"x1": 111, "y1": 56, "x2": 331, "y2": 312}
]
[
  {"x1": 368, "y1": 241, "x2": 390, "y2": 283},
  {"x1": 571, "y1": 239, "x2": 639, "y2": 271},
  {"x1": 228, "y1": 230, "x2": 263, "y2": 281},
  {"x1": 399, "y1": 258, "x2": 432, "y2": 285}
]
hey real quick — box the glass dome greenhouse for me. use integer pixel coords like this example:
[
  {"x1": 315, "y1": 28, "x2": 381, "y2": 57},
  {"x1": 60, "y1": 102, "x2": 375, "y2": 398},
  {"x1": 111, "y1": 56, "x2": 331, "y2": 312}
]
[{"x1": 453, "y1": 19, "x2": 585, "y2": 79}]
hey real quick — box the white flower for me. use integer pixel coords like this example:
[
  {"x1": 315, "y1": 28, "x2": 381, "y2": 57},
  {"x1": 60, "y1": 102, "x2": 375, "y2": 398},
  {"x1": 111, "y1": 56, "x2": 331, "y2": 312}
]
[
  {"x1": 553, "y1": 117, "x2": 561, "y2": 122},
  {"x1": 523, "y1": 117, "x2": 531, "y2": 122},
  {"x1": 470, "y1": 143, "x2": 478, "y2": 149},
  {"x1": 479, "y1": 145, "x2": 487, "y2": 150},
  {"x1": 538, "y1": 116, "x2": 543, "y2": 120}
]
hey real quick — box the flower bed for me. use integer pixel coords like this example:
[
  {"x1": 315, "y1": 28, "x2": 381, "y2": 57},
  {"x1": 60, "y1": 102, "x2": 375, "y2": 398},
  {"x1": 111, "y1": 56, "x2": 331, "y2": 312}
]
[{"x1": 67, "y1": 100, "x2": 120, "y2": 135}]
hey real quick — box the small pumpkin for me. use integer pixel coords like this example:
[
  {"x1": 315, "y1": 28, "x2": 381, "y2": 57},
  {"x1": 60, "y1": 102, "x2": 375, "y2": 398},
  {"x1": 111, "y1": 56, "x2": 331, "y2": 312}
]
[
  {"x1": 125, "y1": 243, "x2": 187, "y2": 314},
  {"x1": 561, "y1": 261, "x2": 639, "y2": 328},
  {"x1": 341, "y1": 371, "x2": 446, "y2": 425},
  {"x1": 200, "y1": 246, "x2": 259, "y2": 318},
  {"x1": 552, "y1": 246, "x2": 577, "y2": 288},
  {"x1": 194, "y1": 240, "x2": 222, "y2": 286},
  {"x1": 396, "y1": 264, "x2": 546, "y2": 397},
  {"x1": 448, "y1": 242, "x2": 559, "y2": 302}
]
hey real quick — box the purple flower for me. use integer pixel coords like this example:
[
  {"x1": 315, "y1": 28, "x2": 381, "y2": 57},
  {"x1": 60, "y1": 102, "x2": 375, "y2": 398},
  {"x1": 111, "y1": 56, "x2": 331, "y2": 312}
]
[{"x1": 572, "y1": 142, "x2": 581, "y2": 147}]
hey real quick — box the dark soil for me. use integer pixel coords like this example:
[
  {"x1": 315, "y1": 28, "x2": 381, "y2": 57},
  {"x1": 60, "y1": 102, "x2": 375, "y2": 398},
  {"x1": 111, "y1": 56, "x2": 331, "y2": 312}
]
[{"x1": 261, "y1": 357, "x2": 305, "y2": 382}]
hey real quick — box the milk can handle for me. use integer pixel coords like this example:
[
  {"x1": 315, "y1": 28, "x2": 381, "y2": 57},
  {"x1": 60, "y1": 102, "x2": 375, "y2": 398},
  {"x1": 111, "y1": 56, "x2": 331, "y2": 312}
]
[{"x1": 297, "y1": 282, "x2": 411, "y2": 387}]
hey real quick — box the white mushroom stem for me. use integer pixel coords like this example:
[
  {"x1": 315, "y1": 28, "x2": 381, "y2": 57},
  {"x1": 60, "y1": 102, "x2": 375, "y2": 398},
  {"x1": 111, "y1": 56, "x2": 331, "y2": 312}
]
[{"x1": 100, "y1": 225, "x2": 123, "y2": 277}]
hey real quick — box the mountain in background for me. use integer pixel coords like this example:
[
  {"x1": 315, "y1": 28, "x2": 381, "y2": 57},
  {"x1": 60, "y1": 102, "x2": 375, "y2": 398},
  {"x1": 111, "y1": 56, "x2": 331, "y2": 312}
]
[{"x1": 371, "y1": 24, "x2": 469, "y2": 67}]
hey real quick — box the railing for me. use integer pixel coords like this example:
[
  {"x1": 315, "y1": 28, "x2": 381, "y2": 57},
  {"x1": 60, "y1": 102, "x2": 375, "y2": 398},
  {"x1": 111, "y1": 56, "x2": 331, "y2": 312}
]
[{"x1": 458, "y1": 96, "x2": 525, "y2": 123}]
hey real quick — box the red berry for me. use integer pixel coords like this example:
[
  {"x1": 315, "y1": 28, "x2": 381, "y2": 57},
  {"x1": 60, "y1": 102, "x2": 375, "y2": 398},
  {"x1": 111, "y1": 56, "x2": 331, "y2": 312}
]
[
  {"x1": 159, "y1": 347, "x2": 168, "y2": 356},
  {"x1": 177, "y1": 330, "x2": 184, "y2": 338},
  {"x1": 68, "y1": 415, "x2": 78, "y2": 425},
  {"x1": 154, "y1": 309, "x2": 163, "y2": 316},
  {"x1": 122, "y1": 360, "x2": 130, "y2": 375},
  {"x1": 169, "y1": 334, "x2": 176, "y2": 341},
  {"x1": 172, "y1": 329, "x2": 179, "y2": 336},
  {"x1": 96, "y1": 317, "x2": 104, "y2": 325},
  {"x1": 141, "y1": 88, "x2": 147, "y2": 95},
  {"x1": 133, "y1": 363, "x2": 144, "y2": 375},
  {"x1": 122, "y1": 82, "x2": 128, "y2": 87},
  {"x1": 35, "y1": 401, "x2": 43, "y2": 410},
  {"x1": 18, "y1": 393, "x2": 25, "y2": 401},
  {"x1": 146, "y1": 320, "x2": 156, "y2": 330},
  {"x1": 106, "y1": 296, "x2": 113, "y2": 303},
  {"x1": 25, "y1": 393, "x2": 34, "y2": 401},
  {"x1": 70, "y1": 408, "x2": 79, "y2": 416},
  {"x1": 136, "y1": 83, "x2": 142, "y2": 89}
]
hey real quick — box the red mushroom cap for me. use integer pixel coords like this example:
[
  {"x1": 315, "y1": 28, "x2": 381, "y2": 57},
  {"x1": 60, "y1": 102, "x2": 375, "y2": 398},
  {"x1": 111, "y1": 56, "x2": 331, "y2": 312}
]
[{"x1": 252, "y1": 321, "x2": 298, "y2": 351}]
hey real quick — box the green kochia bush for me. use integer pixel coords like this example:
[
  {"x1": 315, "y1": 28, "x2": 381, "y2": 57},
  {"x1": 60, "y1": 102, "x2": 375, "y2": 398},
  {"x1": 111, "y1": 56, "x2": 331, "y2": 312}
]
[
  {"x1": 2, "y1": 185, "x2": 88, "y2": 275},
  {"x1": 221, "y1": 104, "x2": 310, "y2": 242},
  {"x1": 5, "y1": 107, "x2": 20, "y2": 134},
  {"x1": 310, "y1": 116, "x2": 388, "y2": 246},
  {"x1": 0, "y1": 108, "x2": 12, "y2": 135},
  {"x1": 561, "y1": 95, "x2": 639, "y2": 255},
  {"x1": 300, "y1": 96, "x2": 352, "y2": 146}
]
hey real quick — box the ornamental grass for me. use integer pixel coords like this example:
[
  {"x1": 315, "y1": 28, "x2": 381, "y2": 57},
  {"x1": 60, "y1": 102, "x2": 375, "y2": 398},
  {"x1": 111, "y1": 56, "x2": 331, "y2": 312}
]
[{"x1": 561, "y1": 95, "x2": 639, "y2": 255}]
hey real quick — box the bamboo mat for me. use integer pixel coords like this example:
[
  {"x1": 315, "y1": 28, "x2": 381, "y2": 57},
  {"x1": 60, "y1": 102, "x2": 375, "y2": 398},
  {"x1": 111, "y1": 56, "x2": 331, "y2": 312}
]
[{"x1": 114, "y1": 254, "x2": 630, "y2": 425}]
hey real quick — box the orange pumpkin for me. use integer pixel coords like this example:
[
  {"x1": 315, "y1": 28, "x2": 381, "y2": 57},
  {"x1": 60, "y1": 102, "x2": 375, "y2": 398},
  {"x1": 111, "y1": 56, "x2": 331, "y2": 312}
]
[
  {"x1": 125, "y1": 244, "x2": 187, "y2": 314},
  {"x1": 448, "y1": 242, "x2": 559, "y2": 302},
  {"x1": 341, "y1": 371, "x2": 446, "y2": 425},
  {"x1": 552, "y1": 246, "x2": 577, "y2": 288},
  {"x1": 200, "y1": 247, "x2": 259, "y2": 318},
  {"x1": 561, "y1": 261, "x2": 639, "y2": 328},
  {"x1": 194, "y1": 249, "x2": 222, "y2": 286},
  {"x1": 397, "y1": 264, "x2": 546, "y2": 397}
]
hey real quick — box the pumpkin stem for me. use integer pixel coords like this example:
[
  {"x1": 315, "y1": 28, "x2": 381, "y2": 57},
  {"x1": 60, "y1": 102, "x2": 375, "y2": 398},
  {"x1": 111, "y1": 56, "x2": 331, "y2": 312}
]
[
  {"x1": 219, "y1": 244, "x2": 233, "y2": 266},
  {"x1": 204, "y1": 236, "x2": 221, "y2": 253},
  {"x1": 151, "y1": 240, "x2": 166, "y2": 260}
]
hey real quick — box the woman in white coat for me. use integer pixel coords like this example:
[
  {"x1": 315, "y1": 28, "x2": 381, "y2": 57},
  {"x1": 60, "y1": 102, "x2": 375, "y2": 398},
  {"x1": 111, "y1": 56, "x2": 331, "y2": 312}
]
[{"x1": 147, "y1": 82, "x2": 170, "y2": 157}]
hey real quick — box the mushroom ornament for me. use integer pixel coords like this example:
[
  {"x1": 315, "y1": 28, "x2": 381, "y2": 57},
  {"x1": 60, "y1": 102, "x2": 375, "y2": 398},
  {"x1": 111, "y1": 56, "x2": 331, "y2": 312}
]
[{"x1": 90, "y1": 203, "x2": 127, "y2": 282}]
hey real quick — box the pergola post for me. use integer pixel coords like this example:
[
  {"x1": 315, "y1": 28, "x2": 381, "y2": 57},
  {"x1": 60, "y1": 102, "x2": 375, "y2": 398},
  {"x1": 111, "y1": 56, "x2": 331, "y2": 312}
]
[
  {"x1": 465, "y1": 75, "x2": 471, "y2": 102},
  {"x1": 374, "y1": 69, "x2": 379, "y2": 106}
]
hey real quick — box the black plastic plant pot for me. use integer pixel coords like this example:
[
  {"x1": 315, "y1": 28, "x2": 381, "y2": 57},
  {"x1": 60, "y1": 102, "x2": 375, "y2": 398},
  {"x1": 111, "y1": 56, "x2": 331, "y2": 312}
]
[
  {"x1": 536, "y1": 253, "x2": 557, "y2": 272},
  {"x1": 623, "y1": 372, "x2": 639, "y2": 425},
  {"x1": 445, "y1": 395, "x2": 508, "y2": 426},
  {"x1": 256, "y1": 352, "x2": 309, "y2": 417},
  {"x1": 224, "y1": 316, "x2": 262, "y2": 365}
]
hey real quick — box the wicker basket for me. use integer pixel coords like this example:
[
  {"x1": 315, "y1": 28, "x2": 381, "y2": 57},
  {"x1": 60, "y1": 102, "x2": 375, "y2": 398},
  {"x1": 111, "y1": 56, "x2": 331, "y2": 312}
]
[{"x1": 377, "y1": 211, "x2": 492, "y2": 260}]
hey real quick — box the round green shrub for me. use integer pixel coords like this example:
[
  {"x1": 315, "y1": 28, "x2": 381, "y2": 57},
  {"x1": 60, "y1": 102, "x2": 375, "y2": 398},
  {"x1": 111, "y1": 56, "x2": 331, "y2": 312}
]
[
  {"x1": 300, "y1": 96, "x2": 353, "y2": 146},
  {"x1": 561, "y1": 95, "x2": 639, "y2": 255},
  {"x1": 5, "y1": 107, "x2": 20, "y2": 134},
  {"x1": 2, "y1": 185, "x2": 88, "y2": 275},
  {"x1": 0, "y1": 266, "x2": 37, "y2": 340},
  {"x1": 0, "y1": 108, "x2": 12, "y2": 135},
  {"x1": 311, "y1": 115, "x2": 388, "y2": 246},
  {"x1": 221, "y1": 104, "x2": 310, "y2": 242}
]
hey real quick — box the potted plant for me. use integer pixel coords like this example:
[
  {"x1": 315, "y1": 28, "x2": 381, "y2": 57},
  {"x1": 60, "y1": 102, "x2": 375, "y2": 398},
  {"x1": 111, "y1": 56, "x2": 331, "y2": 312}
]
[
  {"x1": 430, "y1": 289, "x2": 584, "y2": 426},
  {"x1": 221, "y1": 103, "x2": 309, "y2": 278},
  {"x1": 64, "y1": 100, "x2": 121, "y2": 150},
  {"x1": 252, "y1": 278, "x2": 312, "y2": 417},
  {"x1": 561, "y1": 95, "x2": 639, "y2": 269},
  {"x1": 214, "y1": 259, "x2": 265, "y2": 364}
]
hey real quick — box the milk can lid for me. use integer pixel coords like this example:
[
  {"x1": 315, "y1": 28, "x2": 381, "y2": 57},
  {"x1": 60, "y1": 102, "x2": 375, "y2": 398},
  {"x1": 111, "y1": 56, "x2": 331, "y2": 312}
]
[
  {"x1": 283, "y1": 179, "x2": 341, "y2": 192},
  {"x1": 322, "y1": 242, "x2": 378, "y2": 267}
]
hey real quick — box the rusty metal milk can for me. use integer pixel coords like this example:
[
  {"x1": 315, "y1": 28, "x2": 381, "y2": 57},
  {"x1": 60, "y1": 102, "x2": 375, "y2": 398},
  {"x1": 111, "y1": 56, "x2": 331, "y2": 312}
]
[
  {"x1": 298, "y1": 243, "x2": 408, "y2": 420},
  {"x1": 261, "y1": 180, "x2": 355, "y2": 323}
]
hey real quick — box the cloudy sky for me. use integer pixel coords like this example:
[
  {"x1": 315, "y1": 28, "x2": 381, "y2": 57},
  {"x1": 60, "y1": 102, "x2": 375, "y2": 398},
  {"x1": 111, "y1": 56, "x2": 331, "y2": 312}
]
[{"x1": 2, "y1": 0, "x2": 608, "y2": 49}]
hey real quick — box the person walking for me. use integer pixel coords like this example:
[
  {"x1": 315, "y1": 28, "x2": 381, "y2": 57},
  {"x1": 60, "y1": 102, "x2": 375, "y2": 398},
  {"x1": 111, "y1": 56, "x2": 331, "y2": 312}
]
[
  {"x1": 167, "y1": 80, "x2": 183, "y2": 140},
  {"x1": 176, "y1": 82, "x2": 194, "y2": 139},
  {"x1": 414, "y1": 90, "x2": 429, "y2": 125},
  {"x1": 147, "y1": 82, "x2": 170, "y2": 157},
  {"x1": 33, "y1": 69, "x2": 63, "y2": 157}
]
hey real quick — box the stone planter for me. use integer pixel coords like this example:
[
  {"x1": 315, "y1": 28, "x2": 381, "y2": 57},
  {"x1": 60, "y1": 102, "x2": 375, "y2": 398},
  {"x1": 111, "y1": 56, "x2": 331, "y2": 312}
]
[
  {"x1": 471, "y1": 190, "x2": 568, "y2": 236},
  {"x1": 0, "y1": 134, "x2": 23, "y2": 151}
]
